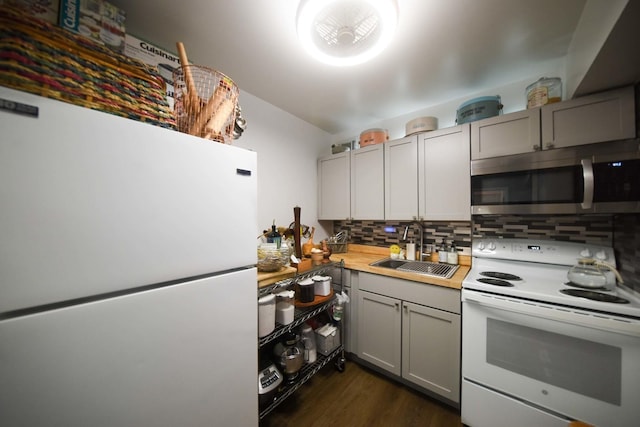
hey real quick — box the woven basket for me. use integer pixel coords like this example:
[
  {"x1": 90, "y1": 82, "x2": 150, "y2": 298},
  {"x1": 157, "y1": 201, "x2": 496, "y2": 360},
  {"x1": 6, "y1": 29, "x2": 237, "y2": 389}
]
[{"x1": 0, "y1": 6, "x2": 174, "y2": 129}]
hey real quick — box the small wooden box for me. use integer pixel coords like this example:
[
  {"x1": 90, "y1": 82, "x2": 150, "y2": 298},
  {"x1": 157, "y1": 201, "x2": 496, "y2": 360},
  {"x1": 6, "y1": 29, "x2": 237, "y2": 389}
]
[{"x1": 292, "y1": 258, "x2": 312, "y2": 273}]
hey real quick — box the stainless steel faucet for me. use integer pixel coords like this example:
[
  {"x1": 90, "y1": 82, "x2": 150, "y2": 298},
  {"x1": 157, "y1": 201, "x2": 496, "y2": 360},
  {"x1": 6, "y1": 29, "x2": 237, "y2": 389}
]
[{"x1": 411, "y1": 221, "x2": 424, "y2": 261}]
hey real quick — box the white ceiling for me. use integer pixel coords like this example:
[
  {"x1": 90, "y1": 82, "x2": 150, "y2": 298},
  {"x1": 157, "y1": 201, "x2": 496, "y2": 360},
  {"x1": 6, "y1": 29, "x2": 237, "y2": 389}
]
[{"x1": 109, "y1": 0, "x2": 637, "y2": 135}]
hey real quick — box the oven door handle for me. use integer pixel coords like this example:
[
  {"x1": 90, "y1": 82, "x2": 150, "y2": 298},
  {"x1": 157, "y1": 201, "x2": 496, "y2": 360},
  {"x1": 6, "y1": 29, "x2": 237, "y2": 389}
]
[
  {"x1": 462, "y1": 292, "x2": 640, "y2": 337},
  {"x1": 581, "y1": 158, "x2": 594, "y2": 209}
]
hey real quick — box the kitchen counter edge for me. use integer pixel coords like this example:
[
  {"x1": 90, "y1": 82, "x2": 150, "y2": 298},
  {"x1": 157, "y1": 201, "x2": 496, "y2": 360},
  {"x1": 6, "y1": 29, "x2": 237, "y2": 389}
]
[{"x1": 330, "y1": 244, "x2": 469, "y2": 290}]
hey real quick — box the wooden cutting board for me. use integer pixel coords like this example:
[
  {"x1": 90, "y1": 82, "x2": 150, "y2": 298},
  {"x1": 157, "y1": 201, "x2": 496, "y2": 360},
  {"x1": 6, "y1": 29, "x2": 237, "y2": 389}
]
[{"x1": 257, "y1": 266, "x2": 297, "y2": 288}]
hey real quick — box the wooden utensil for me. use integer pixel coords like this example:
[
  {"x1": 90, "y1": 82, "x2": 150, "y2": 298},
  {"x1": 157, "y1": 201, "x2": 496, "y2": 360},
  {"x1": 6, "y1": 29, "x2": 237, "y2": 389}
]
[
  {"x1": 188, "y1": 83, "x2": 225, "y2": 137},
  {"x1": 302, "y1": 226, "x2": 316, "y2": 257},
  {"x1": 202, "y1": 96, "x2": 235, "y2": 140},
  {"x1": 293, "y1": 206, "x2": 302, "y2": 259},
  {"x1": 176, "y1": 42, "x2": 200, "y2": 119}
]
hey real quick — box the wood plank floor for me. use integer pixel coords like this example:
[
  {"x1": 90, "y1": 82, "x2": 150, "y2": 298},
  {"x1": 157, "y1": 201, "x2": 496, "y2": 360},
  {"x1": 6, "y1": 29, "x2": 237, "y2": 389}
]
[{"x1": 260, "y1": 360, "x2": 463, "y2": 427}]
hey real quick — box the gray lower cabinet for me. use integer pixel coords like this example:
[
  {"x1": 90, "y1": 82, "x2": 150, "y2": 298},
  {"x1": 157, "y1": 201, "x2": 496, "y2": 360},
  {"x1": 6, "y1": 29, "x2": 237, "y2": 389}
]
[
  {"x1": 357, "y1": 290, "x2": 402, "y2": 375},
  {"x1": 355, "y1": 272, "x2": 461, "y2": 405},
  {"x1": 402, "y1": 301, "x2": 460, "y2": 403}
]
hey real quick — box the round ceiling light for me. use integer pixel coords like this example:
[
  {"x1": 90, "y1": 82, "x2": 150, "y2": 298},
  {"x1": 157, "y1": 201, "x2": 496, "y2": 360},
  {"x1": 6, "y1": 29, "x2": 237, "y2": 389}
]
[{"x1": 296, "y1": 0, "x2": 398, "y2": 66}]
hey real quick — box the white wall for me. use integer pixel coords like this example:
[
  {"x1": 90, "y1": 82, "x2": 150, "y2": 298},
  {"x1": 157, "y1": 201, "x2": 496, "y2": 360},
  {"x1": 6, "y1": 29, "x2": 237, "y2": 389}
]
[
  {"x1": 233, "y1": 90, "x2": 333, "y2": 243},
  {"x1": 565, "y1": 0, "x2": 628, "y2": 98}
]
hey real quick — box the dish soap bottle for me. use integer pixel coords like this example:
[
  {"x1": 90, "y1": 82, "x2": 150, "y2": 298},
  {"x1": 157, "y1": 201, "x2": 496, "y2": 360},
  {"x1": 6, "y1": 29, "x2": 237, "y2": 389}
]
[
  {"x1": 438, "y1": 238, "x2": 448, "y2": 263},
  {"x1": 447, "y1": 242, "x2": 459, "y2": 265}
]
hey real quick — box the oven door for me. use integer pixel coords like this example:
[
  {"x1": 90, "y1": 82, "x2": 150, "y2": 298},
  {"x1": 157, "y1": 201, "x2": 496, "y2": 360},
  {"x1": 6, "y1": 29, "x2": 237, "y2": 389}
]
[{"x1": 461, "y1": 289, "x2": 640, "y2": 427}]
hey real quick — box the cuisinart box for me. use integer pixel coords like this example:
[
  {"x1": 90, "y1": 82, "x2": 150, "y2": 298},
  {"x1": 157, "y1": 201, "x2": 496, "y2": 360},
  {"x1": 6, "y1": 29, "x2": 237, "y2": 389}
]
[
  {"x1": 0, "y1": 0, "x2": 59, "y2": 24},
  {"x1": 123, "y1": 34, "x2": 182, "y2": 110},
  {"x1": 59, "y1": 0, "x2": 126, "y2": 53}
]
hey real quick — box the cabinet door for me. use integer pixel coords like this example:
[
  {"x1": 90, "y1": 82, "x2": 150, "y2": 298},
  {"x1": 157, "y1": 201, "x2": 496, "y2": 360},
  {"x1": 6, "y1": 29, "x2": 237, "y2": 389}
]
[
  {"x1": 541, "y1": 85, "x2": 635, "y2": 150},
  {"x1": 402, "y1": 302, "x2": 461, "y2": 404},
  {"x1": 384, "y1": 135, "x2": 418, "y2": 220},
  {"x1": 351, "y1": 144, "x2": 384, "y2": 219},
  {"x1": 470, "y1": 108, "x2": 541, "y2": 159},
  {"x1": 419, "y1": 124, "x2": 471, "y2": 220},
  {"x1": 357, "y1": 290, "x2": 401, "y2": 376},
  {"x1": 317, "y1": 152, "x2": 350, "y2": 220}
]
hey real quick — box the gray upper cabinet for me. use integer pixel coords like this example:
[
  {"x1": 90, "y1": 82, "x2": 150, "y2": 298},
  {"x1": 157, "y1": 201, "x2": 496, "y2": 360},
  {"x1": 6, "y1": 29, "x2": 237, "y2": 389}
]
[
  {"x1": 384, "y1": 135, "x2": 418, "y2": 220},
  {"x1": 419, "y1": 124, "x2": 471, "y2": 221},
  {"x1": 470, "y1": 108, "x2": 541, "y2": 160},
  {"x1": 317, "y1": 144, "x2": 384, "y2": 221},
  {"x1": 317, "y1": 151, "x2": 350, "y2": 220},
  {"x1": 541, "y1": 85, "x2": 635, "y2": 149},
  {"x1": 351, "y1": 144, "x2": 385, "y2": 220},
  {"x1": 471, "y1": 86, "x2": 635, "y2": 160}
]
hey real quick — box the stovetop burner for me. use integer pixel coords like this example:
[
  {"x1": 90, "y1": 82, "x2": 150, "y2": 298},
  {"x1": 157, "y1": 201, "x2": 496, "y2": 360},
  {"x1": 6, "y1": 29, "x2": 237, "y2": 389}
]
[
  {"x1": 560, "y1": 288, "x2": 630, "y2": 304},
  {"x1": 480, "y1": 271, "x2": 522, "y2": 281},
  {"x1": 464, "y1": 238, "x2": 640, "y2": 318},
  {"x1": 477, "y1": 278, "x2": 514, "y2": 287}
]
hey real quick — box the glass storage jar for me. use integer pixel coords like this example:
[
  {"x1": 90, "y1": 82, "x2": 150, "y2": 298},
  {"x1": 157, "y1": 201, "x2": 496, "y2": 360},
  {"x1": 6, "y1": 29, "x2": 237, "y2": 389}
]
[{"x1": 526, "y1": 77, "x2": 562, "y2": 108}]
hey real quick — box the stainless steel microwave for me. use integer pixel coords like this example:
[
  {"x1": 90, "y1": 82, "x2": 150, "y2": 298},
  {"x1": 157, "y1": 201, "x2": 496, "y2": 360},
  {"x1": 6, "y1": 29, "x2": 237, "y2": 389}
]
[{"x1": 471, "y1": 139, "x2": 640, "y2": 215}]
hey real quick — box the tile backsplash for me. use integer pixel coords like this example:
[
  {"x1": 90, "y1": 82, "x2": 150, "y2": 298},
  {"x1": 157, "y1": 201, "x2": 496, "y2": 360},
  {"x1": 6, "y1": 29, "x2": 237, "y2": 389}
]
[
  {"x1": 332, "y1": 220, "x2": 472, "y2": 252},
  {"x1": 333, "y1": 213, "x2": 639, "y2": 293},
  {"x1": 472, "y1": 215, "x2": 613, "y2": 245},
  {"x1": 613, "y1": 214, "x2": 640, "y2": 293}
]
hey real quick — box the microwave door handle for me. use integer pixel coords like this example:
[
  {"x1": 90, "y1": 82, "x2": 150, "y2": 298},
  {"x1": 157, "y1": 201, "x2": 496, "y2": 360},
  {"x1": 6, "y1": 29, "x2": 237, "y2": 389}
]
[{"x1": 581, "y1": 158, "x2": 594, "y2": 209}]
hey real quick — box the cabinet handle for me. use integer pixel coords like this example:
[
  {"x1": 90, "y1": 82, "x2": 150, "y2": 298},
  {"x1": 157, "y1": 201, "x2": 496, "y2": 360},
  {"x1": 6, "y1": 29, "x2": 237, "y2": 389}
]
[
  {"x1": 545, "y1": 143, "x2": 555, "y2": 149},
  {"x1": 404, "y1": 305, "x2": 409, "y2": 313},
  {"x1": 581, "y1": 158, "x2": 594, "y2": 209},
  {"x1": 395, "y1": 302, "x2": 400, "y2": 310},
  {"x1": 533, "y1": 144, "x2": 541, "y2": 151}
]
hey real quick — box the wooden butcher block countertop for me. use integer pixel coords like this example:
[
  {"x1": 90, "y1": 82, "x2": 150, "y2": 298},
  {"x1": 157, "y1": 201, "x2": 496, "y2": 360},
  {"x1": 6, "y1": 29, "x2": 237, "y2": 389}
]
[
  {"x1": 330, "y1": 244, "x2": 470, "y2": 290},
  {"x1": 257, "y1": 244, "x2": 470, "y2": 290}
]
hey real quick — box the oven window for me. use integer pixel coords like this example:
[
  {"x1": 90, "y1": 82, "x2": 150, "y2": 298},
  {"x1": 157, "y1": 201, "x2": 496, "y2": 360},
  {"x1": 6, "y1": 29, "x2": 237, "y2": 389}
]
[
  {"x1": 486, "y1": 318, "x2": 621, "y2": 405},
  {"x1": 471, "y1": 166, "x2": 583, "y2": 205}
]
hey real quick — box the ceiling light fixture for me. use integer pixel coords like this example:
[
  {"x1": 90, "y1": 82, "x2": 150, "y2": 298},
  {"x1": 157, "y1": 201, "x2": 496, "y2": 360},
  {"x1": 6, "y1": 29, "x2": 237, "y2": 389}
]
[{"x1": 296, "y1": 0, "x2": 398, "y2": 67}]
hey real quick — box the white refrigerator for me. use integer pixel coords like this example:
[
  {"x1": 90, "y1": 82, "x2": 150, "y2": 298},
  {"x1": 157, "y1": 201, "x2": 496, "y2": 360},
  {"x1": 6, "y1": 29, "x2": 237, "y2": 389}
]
[{"x1": 0, "y1": 86, "x2": 259, "y2": 427}]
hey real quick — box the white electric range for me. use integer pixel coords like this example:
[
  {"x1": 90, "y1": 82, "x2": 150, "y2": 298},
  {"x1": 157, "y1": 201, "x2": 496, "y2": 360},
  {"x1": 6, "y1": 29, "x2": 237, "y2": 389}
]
[{"x1": 461, "y1": 238, "x2": 640, "y2": 427}]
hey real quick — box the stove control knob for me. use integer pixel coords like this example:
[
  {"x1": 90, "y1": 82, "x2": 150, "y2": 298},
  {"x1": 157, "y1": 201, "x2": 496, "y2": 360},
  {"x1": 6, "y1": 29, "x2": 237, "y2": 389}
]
[
  {"x1": 477, "y1": 242, "x2": 485, "y2": 251},
  {"x1": 487, "y1": 241, "x2": 497, "y2": 251},
  {"x1": 595, "y1": 250, "x2": 607, "y2": 261},
  {"x1": 580, "y1": 248, "x2": 592, "y2": 258}
]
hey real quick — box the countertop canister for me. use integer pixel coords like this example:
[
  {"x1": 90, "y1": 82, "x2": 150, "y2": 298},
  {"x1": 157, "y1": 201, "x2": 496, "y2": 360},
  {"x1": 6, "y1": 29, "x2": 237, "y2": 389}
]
[
  {"x1": 258, "y1": 293, "x2": 276, "y2": 337},
  {"x1": 297, "y1": 278, "x2": 315, "y2": 303},
  {"x1": 312, "y1": 275, "x2": 331, "y2": 296}
]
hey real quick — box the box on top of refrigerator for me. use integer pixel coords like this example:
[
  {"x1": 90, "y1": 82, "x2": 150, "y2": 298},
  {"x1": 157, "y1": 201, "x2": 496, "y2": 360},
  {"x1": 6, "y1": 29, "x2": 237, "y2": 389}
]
[
  {"x1": 123, "y1": 34, "x2": 183, "y2": 109},
  {"x1": 0, "y1": 0, "x2": 59, "y2": 23},
  {"x1": 59, "y1": 0, "x2": 125, "y2": 53}
]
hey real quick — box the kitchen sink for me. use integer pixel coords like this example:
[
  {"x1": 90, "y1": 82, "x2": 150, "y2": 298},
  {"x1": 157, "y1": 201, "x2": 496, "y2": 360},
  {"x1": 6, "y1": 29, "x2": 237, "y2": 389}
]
[
  {"x1": 371, "y1": 259, "x2": 409, "y2": 269},
  {"x1": 370, "y1": 258, "x2": 459, "y2": 279}
]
